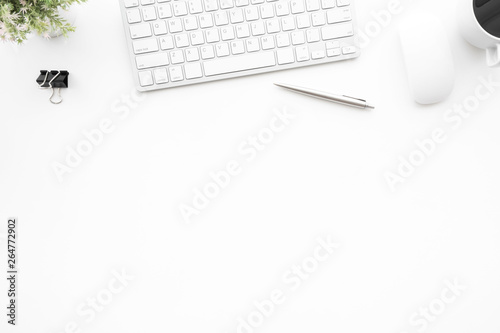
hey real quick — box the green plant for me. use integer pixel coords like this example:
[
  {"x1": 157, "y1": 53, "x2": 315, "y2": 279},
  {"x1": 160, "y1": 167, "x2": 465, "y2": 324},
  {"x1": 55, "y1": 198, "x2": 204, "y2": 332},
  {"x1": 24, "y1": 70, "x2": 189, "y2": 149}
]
[{"x1": 0, "y1": 0, "x2": 87, "y2": 44}]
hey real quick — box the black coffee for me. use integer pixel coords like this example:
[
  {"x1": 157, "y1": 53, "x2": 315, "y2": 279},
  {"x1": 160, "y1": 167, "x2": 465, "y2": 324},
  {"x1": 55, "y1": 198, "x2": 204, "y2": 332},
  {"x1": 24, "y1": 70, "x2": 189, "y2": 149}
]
[{"x1": 474, "y1": 0, "x2": 500, "y2": 38}]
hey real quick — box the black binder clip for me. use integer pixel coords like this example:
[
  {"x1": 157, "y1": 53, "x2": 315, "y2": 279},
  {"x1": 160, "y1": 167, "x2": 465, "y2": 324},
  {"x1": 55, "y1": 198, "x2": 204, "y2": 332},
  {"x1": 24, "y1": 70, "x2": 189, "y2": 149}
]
[{"x1": 36, "y1": 70, "x2": 69, "y2": 104}]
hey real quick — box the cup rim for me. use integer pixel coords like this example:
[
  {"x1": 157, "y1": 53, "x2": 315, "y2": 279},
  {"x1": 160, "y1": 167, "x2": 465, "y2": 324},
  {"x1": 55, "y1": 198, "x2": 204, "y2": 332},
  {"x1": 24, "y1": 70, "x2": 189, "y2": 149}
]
[{"x1": 472, "y1": 0, "x2": 500, "y2": 43}]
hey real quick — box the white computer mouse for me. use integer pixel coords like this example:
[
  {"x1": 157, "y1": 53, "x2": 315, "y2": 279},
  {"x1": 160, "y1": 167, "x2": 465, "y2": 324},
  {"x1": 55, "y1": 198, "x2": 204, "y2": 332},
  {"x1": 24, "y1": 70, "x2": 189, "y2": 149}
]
[{"x1": 399, "y1": 12, "x2": 455, "y2": 105}]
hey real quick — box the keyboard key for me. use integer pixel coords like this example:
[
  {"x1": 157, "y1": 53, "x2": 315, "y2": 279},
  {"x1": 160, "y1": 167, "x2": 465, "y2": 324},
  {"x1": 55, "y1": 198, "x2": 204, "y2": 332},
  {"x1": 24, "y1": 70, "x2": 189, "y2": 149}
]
[
  {"x1": 327, "y1": 48, "x2": 341, "y2": 57},
  {"x1": 245, "y1": 7, "x2": 259, "y2": 20},
  {"x1": 311, "y1": 50, "x2": 325, "y2": 59},
  {"x1": 325, "y1": 40, "x2": 340, "y2": 49},
  {"x1": 142, "y1": 7, "x2": 157, "y2": 21},
  {"x1": 206, "y1": 29, "x2": 220, "y2": 42},
  {"x1": 321, "y1": 22, "x2": 353, "y2": 40},
  {"x1": 158, "y1": 4, "x2": 173, "y2": 18},
  {"x1": 204, "y1": 0, "x2": 219, "y2": 11},
  {"x1": 136, "y1": 53, "x2": 169, "y2": 69},
  {"x1": 276, "y1": 2, "x2": 289, "y2": 16},
  {"x1": 130, "y1": 23, "x2": 152, "y2": 39},
  {"x1": 230, "y1": 40, "x2": 245, "y2": 54},
  {"x1": 261, "y1": 36, "x2": 275, "y2": 49},
  {"x1": 186, "y1": 47, "x2": 200, "y2": 61},
  {"x1": 276, "y1": 48, "x2": 295, "y2": 64},
  {"x1": 276, "y1": 33, "x2": 290, "y2": 47},
  {"x1": 188, "y1": 0, "x2": 204, "y2": 13},
  {"x1": 246, "y1": 38, "x2": 260, "y2": 52},
  {"x1": 235, "y1": 0, "x2": 250, "y2": 7},
  {"x1": 291, "y1": 30, "x2": 305, "y2": 44},
  {"x1": 153, "y1": 20, "x2": 168, "y2": 35},
  {"x1": 327, "y1": 8, "x2": 351, "y2": 23},
  {"x1": 297, "y1": 14, "x2": 311, "y2": 28},
  {"x1": 306, "y1": 0, "x2": 320, "y2": 11},
  {"x1": 139, "y1": 71, "x2": 154, "y2": 86},
  {"x1": 126, "y1": 9, "x2": 141, "y2": 23},
  {"x1": 229, "y1": 8, "x2": 244, "y2": 23},
  {"x1": 260, "y1": 4, "x2": 274, "y2": 18},
  {"x1": 251, "y1": 21, "x2": 266, "y2": 35},
  {"x1": 236, "y1": 24, "x2": 250, "y2": 38},
  {"x1": 216, "y1": 43, "x2": 230, "y2": 56},
  {"x1": 221, "y1": 26, "x2": 235, "y2": 40},
  {"x1": 204, "y1": 51, "x2": 276, "y2": 76},
  {"x1": 185, "y1": 63, "x2": 203, "y2": 79},
  {"x1": 266, "y1": 19, "x2": 280, "y2": 33},
  {"x1": 291, "y1": 0, "x2": 305, "y2": 14},
  {"x1": 190, "y1": 31, "x2": 205, "y2": 45},
  {"x1": 159, "y1": 35, "x2": 175, "y2": 49},
  {"x1": 199, "y1": 14, "x2": 214, "y2": 28},
  {"x1": 321, "y1": 0, "x2": 335, "y2": 8},
  {"x1": 154, "y1": 68, "x2": 169, "y2": 84},
  {"x1": 336, "y1": 0, "x2": 349, "y2": 6},
  {"x1": 201, "y1": 45, "x2": 215, "y2": 59},
  {"x1": 141, "y1": 0, "x2": 155, "y2": 5},
  {"x1": 168, "y1": 19, "x2": 183, "y2": 32},
  {"x1": 295, "y1": 45, "x2": 310, "y2": 61},
  {"x1": 124, "y1": 0, "x2": 139, "y2": 8},
  {"x1": 175, "y1": 33, "x2": 190, "y2": 47},
  {"x1": 133, "y1": 38, "x2": 159, "y2": 54},
  {"x1": 173, "y1": 2, "x2": 188, "y2": 16},
  {"x1": 282, "y1": 17, "x2": 295, "y2": 31},
  {"x1": 169, "y1": 66, "x2": 184, "y2": 81},
  {"x1": 214, "y1": 12, "x2": 229, "y2": 25},
  {"x1": 183, "y1": 16, "x2": 198, "y2": 30},
  {"x1": 170, "y1": 50, "x2": 185, "y2": 63},
  {"x1": 342, "y1": 46, "x2": 356, "y2": 54},
  {"x1": 220, "y1": 0, "x2": 234, "y2": 9},
  {"x1": 306, "y1": 28, "x2": 320, "y2": 42},
  {"x1": 312, "y1": 12, "x2": 326, "y2": 26}
]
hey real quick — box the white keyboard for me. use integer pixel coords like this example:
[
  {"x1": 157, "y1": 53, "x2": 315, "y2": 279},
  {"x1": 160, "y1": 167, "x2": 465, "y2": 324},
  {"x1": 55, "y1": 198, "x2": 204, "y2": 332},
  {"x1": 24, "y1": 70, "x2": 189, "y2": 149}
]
[{"x1": 119, "y1": 0, "x2": 360, "y2": 91}]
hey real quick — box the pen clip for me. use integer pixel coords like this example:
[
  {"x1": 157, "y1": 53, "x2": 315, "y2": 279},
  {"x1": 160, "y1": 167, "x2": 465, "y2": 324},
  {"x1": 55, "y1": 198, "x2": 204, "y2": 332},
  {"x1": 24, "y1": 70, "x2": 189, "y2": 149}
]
[{"x1": 342, "y1": 95, "x2": 366, "y2": 103}]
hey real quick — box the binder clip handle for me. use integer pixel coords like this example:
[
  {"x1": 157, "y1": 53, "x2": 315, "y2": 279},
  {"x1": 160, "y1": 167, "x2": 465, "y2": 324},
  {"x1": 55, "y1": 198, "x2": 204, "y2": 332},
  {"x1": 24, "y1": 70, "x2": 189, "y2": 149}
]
[{"x1": 50, "y1": 87, "x2": 63, "y2": 105}]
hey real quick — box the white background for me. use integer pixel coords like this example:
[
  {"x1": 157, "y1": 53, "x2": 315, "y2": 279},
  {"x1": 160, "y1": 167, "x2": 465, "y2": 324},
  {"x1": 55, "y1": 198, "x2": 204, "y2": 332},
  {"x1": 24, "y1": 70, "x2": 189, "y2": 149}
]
[{"x1": 1, "y1": 0, "x2": 500, "y2": 332}]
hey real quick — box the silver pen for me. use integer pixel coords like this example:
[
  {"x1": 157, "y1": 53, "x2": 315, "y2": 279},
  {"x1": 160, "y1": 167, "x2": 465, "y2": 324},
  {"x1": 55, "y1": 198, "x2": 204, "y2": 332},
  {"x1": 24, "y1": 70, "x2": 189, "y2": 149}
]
[{"x1": 274, "y1": 83, "x2": 375, "y2": 110}]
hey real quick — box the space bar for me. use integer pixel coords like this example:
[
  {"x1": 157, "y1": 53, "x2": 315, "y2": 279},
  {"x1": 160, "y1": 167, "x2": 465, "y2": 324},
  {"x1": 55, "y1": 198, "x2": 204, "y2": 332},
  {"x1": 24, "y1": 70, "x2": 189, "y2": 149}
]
[{"x1": 204, "y1": 52, "x2": 276, "y2": 77}]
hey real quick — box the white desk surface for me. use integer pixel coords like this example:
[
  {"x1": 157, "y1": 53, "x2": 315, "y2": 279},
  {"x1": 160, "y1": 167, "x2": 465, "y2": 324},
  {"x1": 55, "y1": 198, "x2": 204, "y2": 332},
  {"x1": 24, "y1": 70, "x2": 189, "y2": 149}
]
[{"x1": 1, "y1": 0, "x2": 500, "y2": 332}]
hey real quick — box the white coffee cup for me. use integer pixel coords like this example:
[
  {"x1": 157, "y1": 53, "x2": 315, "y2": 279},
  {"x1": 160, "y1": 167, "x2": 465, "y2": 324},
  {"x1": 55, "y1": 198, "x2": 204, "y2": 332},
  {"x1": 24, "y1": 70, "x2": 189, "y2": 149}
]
[{"x1": 459, "y1": 0, "x2": 500, "y2": 67}]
